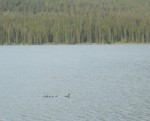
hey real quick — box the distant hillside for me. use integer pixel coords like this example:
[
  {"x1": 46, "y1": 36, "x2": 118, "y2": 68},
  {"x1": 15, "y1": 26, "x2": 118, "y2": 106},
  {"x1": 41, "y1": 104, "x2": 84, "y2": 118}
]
[{"x1": 0, "y1": 0, "x2": 150, "y2": 44}]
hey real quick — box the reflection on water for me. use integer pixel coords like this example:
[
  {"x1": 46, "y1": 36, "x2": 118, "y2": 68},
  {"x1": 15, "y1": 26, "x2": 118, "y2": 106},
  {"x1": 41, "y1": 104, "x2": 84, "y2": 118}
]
[{"x1": 0, "y1": 45, "x2": 150, "y2": 121}]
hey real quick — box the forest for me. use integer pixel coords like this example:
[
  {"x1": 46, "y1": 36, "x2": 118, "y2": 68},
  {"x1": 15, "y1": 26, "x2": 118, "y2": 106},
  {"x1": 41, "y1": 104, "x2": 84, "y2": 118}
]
[{"x1": 0, "y1": 0, "x2": 150, "y2": 44}]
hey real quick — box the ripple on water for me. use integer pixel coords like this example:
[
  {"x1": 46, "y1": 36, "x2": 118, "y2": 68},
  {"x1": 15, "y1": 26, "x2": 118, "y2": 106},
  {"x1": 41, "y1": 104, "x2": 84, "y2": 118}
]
[{"x1": 0, "y1": 45, "x2": 150, "y2": 121}]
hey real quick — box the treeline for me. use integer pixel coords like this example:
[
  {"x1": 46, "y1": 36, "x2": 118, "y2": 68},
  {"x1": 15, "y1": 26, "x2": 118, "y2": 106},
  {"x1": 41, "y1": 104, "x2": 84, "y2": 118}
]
[{"x1": 0, "y1": 0, "x2": 150, "y2": 44}]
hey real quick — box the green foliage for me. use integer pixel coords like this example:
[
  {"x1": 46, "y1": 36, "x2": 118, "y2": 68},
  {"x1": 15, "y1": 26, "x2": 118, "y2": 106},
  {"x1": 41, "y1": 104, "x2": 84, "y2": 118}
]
[{"x1": 0, "y1": 0, "x2": 150, "y2": 44}]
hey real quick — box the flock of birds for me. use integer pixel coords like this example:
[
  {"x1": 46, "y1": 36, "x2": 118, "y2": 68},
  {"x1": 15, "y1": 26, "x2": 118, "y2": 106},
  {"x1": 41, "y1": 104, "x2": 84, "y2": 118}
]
[{"x1": 43, "y1": 93, "x2": 70, "y2": 98}]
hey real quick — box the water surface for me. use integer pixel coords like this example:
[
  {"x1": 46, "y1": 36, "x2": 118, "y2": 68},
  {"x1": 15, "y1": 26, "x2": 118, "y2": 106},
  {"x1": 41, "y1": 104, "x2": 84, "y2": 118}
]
[{"x1": 0, "y1": 45, "x2": 150, "y2": 121}]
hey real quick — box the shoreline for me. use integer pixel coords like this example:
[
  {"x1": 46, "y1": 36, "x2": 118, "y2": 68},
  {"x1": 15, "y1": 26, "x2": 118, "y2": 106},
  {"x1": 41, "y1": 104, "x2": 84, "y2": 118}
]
[{"x1": 0, "y1": 42, "x2": 150, "y2": 46}]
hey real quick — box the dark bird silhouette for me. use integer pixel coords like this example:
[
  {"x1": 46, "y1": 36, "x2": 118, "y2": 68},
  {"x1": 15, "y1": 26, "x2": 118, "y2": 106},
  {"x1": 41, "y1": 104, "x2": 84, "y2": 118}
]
[
  {"x1": 65, "y1": 93, "x2": 70, "y2": 98},
  {"x1": 43, "y1": 95, "x2": 49, "y2": 98},
  {"x1": 43, "y1": 95, "x2": 58, "y2": 98}
]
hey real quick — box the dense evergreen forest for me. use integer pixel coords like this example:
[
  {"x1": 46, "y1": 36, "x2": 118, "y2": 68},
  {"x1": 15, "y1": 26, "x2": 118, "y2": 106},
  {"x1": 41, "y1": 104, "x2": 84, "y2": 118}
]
[{"x1": 0, "y1": 0, "x2": 150, "y2": 44}]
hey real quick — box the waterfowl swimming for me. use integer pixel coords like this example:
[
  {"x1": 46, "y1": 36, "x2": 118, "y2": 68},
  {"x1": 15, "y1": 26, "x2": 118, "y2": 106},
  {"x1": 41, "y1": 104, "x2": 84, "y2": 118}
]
[
  {"x1": 65, "y1": 93, "x2": 70, "y2": 98},
  {"x1": 43, "y1": 95, "x2": 49, "y2": 98},
  {"x1": 43, "y1": 95, "x2": 58, "y2": 98}
]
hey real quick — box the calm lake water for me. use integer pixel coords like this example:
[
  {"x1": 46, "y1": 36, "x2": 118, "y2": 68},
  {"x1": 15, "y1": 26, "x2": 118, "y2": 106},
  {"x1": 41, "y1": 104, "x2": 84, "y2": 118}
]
[{"x1": 0, "y1": 45, "x2": 150, "y2": 121}]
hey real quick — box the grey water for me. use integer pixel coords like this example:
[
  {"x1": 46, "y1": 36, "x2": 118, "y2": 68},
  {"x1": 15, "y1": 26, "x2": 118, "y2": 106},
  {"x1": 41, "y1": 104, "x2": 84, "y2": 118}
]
[{"x1": 0, "y1": 44, "x2": 150, "y2": 121}]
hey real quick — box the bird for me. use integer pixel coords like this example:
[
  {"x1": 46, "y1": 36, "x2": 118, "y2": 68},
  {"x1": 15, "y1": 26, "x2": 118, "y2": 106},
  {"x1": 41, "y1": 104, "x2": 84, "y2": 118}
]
[
  {"x1": 43, "y1": 95, "x2": 49, "y2": 98},
  {"x1": 65, "y1": 93, "x2": 70, "y2": 98}
]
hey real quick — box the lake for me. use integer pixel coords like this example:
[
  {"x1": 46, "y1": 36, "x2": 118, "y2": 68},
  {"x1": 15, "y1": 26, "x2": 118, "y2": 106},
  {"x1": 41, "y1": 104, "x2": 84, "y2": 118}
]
[{"x1": 0, "y1": 44, "x2": 150, "y2": 121}]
